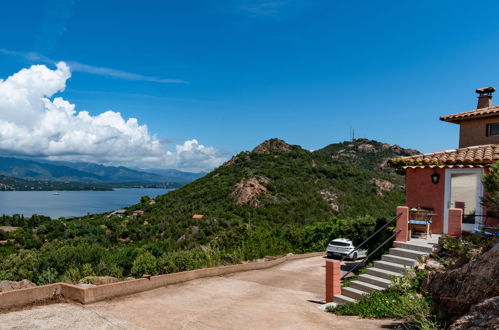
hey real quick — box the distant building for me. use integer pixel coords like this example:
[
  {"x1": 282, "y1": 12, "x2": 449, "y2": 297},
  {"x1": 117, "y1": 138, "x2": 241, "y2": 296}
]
[
  {"x1": 391, "y1": 87, "x2": 499, "y2": 236},
  {"x1": 192, "y1": 214, "x2": 204, "y2": 219},
  {"x1": 131, "y1": 210, "x2": 145, "y2": 219},
  {"x1": 108, "y1": 209, "x2": 126, "y2": 218}
]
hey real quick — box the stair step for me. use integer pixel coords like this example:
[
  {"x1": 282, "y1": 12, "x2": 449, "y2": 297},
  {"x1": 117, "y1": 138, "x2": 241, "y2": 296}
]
[
  {"x1": 358, "y1": 274, "x2": 392, "y2": 288},
  {"x1": 382, "y1": 254, "x2": 418, "y2": 267},
  {"x1": 394, "y1": 241, "x2": 435, "y2": 253},
  {"x1": 341, "y1": 286, "x2": 369, "y2": 299},
  {"x1": 374, "y1": 260, "x2": 407, "y2": 273},
  {"x1": 333, "y1": 294, "x2": 357, "y2": 305},
  {"x1": 366, "y1": 267, "x2": 403, "y2": 280},
  {"x1": 349, "y1": 280, "x2": 385, "y2": 293},
  {"x1": 389, "y1": 247, "x2": 427, "y2": 260}
]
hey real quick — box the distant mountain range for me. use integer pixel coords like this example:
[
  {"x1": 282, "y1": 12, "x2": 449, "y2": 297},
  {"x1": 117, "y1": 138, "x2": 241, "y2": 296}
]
[
  {"x1": 0, "y1": 157, "x2": 206, "y2": 184},
  {"x1": 0, "y1": 174, "x2": 111, "y2": 191}
]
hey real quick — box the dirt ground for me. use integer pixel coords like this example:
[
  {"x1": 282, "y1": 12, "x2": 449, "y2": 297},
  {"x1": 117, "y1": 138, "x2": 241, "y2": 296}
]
[
  {"x1": 0, "y1": 256, "x2": 399, "y2": 329},
  {"x1": 0, "y1": 303, "x2": 140, "y2": 329}
]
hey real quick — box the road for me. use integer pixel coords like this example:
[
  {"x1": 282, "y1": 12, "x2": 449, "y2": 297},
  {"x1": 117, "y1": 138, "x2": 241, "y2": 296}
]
[{"x1": 0, "y1": 256, "x2": 399, "y2": 329}]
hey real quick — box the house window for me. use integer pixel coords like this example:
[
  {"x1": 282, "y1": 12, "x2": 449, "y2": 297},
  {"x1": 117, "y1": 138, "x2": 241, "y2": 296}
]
[{"x1": 486, "y1": 123, "x2": 499, "y2": 136}]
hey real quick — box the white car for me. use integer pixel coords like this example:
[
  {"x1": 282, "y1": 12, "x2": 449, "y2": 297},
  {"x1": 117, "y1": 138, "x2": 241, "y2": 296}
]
[{"x1": 326, "y1": 238, "x2": 367, "y2": 260}]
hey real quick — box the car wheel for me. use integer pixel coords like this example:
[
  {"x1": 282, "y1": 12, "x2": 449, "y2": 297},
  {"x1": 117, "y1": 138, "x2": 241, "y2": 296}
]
[{"x1": 351, "y1": 252, "x2": 358, "y2": 261}]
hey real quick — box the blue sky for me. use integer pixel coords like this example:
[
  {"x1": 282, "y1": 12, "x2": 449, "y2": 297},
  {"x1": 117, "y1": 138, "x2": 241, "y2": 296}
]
[{"x1": 1, "y1": 0, "x2": 499, "y2": 170}]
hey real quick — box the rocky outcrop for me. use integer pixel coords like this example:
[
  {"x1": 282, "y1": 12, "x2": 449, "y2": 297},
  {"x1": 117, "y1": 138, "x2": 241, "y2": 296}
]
[
  {"x1": 252, "y1": 138, "x2": 292, "y2": 154},
  {"x1": 0, "y1": 280, "x2": 37, "y2": 292},
  {"x1": 449, "y1": 296, "x2": 499, "y2": 329},
  {"x1": 358, "y1": 144, "x2": 376, "y2": 152},
  {"x1": 370, "y1": 178, "x2": 394, "y2": 196},
  {"x1": 422, "y1": 243, "x2": 499, "y2": 321},
  {"x1": 319, "y1": 190, "x2": 339, "y2": 212},
  {"x1": 232, "y1": 177, "x2": 270, "y2": 207}
]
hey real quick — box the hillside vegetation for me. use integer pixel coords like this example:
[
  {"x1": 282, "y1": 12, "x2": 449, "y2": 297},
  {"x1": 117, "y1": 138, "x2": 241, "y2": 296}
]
[{"x1": 0, "y1": 138, "x2": 417, "y2": 285}]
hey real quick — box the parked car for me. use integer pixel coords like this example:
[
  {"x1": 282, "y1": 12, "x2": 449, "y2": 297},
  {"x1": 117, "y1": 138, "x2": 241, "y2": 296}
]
[{"x1": 326, "y1": 238, "x2": 367, "y2": 260}]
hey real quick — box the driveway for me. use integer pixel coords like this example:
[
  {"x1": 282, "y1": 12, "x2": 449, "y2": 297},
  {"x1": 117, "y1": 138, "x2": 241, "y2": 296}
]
[{"x1": 0, "y1": 256, "x2": 398, "y2": 329}]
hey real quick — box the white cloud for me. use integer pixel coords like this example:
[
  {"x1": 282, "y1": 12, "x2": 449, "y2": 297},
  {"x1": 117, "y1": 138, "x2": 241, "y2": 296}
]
[{"x1": 0, "y1": 62, "x2": 225, "y2": 171}]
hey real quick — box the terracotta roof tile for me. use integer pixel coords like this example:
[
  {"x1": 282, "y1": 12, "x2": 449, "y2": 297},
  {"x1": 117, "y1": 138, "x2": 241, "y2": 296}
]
[
  {"x1": 440, "y1": 106, "x2": 499, "y2": 123},
  {"x1": 390, "y1": 144, "x2": 499, "y2": 166}
]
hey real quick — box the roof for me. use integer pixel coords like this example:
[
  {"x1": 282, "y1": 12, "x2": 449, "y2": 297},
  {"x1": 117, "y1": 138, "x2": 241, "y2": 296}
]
[
  {"x1": 389, "y1": 144, "x2": 499, "y2": 167},
  {"x1": 192, "y1": 214, "x2": 204, "y2": 219},
  {"x1": 440, "y1": 106, "x2": 499, "y2": 123}
]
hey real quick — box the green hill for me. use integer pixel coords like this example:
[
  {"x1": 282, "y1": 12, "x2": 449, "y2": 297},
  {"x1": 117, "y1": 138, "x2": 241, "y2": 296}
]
[
  {"x1": 144, "y1": 138, "x2": 417, "y2": 224},
  {"x1": 0, "y1": 138, "x2": 418, "y2": 284}
]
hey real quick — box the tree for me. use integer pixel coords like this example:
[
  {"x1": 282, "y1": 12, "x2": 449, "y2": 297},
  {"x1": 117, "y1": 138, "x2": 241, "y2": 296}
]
[{"x1": 482, "y1": 161, "x2": 499, "y2": 218}]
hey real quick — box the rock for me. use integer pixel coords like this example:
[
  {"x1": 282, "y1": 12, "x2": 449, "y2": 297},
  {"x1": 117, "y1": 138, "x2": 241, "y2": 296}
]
[
  {"x1": 370, "y1": 178, "x2": 395, "y2": 196},
  {"x1": 252, "y1": 138, "x2": 292, "y2": 154},
  {"x1": 177, "y1": 234, "x2": 187, "y2": 243},
  {"x1": 425, "y1": 259, "x2": 443, "y2": 271},
  {"x1": 223, "y1": 156, "x2": 239, "y2": 166},
  {"x1": 232, "y1": 176, "x2": 270, "y2": 207},
  {"x1": 190, "y1": 226, "x2": 200, "y2": 236},
  {"x1": 449, "y1": 296, "x2": 499, "y2": 329},
  {"x1": 0, "y1": 279, "x2": 37, "y2": 292},
  {"x1": 378, "y1": 158, "x2": 390, "y2": 170},
  {"x1": 319, "y1": 190, "x2": 339, "y2": 212},
  {"x1": 358, "y1": 144, "x2": 376, "y2": 152},
  {"x1": 416, "y1": 263, "x2": 426, "y2": 271},
  {"x1": 422, "y1": 243, "x2": 499, "y2": 321}
]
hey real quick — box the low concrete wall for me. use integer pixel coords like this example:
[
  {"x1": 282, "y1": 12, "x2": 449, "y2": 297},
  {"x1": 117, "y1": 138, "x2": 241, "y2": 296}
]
[
  {"x1": 81, "y1": 251, "x2": 323, "y2": 304},
  {"x1": 0, "y1": 251, "x2": 324, "y2": 310},
  {"x1": 0, "y1": 284, "x2": 61, "y2": 311}
]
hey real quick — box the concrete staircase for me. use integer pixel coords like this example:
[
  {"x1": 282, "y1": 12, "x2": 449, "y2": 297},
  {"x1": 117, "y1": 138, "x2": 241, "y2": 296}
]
[{"x1": 333, "y1": 238, "x2": 438, "y2": 305}]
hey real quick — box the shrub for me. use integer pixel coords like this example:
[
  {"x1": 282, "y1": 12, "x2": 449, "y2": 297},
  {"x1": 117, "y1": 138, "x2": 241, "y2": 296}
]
[
  {"x1": 131, "y1": 250, "x2": 158, "y2": 277},
  {"x1": 328, "y1": 269, "x2": 438, "y2": 329},
  {"x1": 61, "y1": 267, "x2": 82, "y2": 283},
  {"x1": 159, "y1": 249, "x2": 208, "y2": 273},
  {"x1": 0, "y1": 249, "x2": 39, "y2": 281},
  {"x1": 37, "y1": 268, "x2": 58, "y2": 285}
]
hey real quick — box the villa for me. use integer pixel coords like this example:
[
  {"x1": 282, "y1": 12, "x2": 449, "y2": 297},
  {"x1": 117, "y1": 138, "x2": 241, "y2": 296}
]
[{"x1": 390, "y1": 87, "x2": 499, "y2": 238}]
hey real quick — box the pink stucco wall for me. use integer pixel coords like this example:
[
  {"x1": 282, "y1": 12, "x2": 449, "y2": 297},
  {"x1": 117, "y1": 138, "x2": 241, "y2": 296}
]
[{"x1": 405, "y1": 167, "x2": 446, "y2": 234}]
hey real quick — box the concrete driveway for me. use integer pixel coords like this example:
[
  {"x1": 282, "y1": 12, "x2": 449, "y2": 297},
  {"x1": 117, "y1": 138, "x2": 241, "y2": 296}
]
[
  {"x1": 0, "y1": 256, "x2": 399, "y2": 329},
  {"x1": 87, "y1": 256, "x2": 397, "y2": 329}
]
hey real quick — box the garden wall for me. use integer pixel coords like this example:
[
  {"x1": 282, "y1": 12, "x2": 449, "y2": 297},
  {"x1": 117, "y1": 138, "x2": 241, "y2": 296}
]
[{"x1": 0, "y1": 251, "x2": 323, "y2": 310}]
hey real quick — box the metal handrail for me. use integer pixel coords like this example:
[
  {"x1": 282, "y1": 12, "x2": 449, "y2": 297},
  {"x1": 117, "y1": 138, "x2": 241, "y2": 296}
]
[
  {"x1": 340, "y1": 213, "x2": 402, "y2": 261},
  {"x1": 341, "y1": 229, "x2": 401, "y2": 280}
]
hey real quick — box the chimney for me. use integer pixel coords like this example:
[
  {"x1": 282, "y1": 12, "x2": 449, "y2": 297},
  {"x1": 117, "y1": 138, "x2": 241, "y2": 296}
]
[{"x1": 476, "y1": 86, "x2": 496, "y2": 109}]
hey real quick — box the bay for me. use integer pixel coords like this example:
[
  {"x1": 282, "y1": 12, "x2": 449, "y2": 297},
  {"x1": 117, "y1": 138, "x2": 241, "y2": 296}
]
[{"x1": 0, "y1": 188, "x2": 173, "y2": 218}]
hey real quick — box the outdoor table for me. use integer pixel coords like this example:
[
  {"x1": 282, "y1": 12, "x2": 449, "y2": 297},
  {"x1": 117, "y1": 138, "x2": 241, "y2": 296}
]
[{"x1": 408, "y1": 209, "x2": 435, "y2": 239}]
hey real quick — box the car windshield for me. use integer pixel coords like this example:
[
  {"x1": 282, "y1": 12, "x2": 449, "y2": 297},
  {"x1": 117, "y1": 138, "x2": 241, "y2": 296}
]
[{"x1": 329, "y1": 241, "x2": 350, "y2": 247}]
